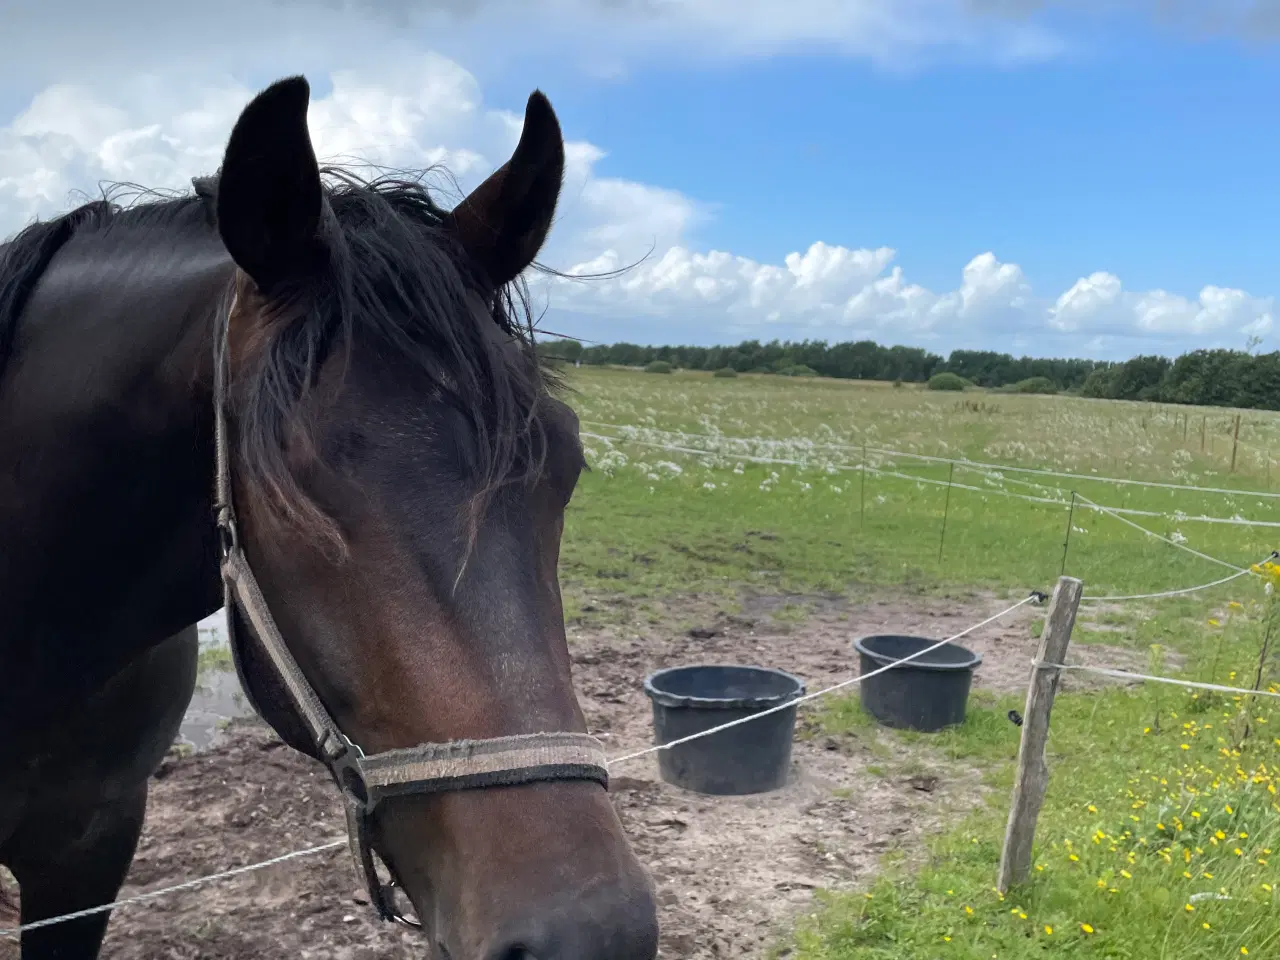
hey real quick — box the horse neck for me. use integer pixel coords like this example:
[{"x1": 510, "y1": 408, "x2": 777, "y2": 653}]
[{"x1": 0, "y1": 221, "x2": 233, "y2": 717}]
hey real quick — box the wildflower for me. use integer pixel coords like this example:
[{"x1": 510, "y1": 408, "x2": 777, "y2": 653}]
[
  {"x1": 1044, "y1": 925, "x2": 1053, "y2": 935},
  {"x1": 1185, "y1": 903, "x2": 1195, "y2": 913},
  {"x1": 964, "y1": 905, "x2": 973, "y2": 915},
  {"x1": 1081, "y1": 923, "x2": 1095, "y2": 934}
]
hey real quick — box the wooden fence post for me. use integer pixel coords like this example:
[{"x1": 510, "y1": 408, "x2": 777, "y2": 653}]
[
  {"x1": 996, "y1": 575, "x2": 1083, "y2": 893},
  {"x1": 1231, "y1": 414, "x2": 1241, "y2": 473}
]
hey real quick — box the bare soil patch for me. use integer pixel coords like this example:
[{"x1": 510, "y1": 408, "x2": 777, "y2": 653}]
[{"x1": 1, "y1": 590, "x2": 1160, "y2": 959}]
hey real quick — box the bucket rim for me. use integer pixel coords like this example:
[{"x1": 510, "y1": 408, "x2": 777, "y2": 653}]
[
  {"x1": 643, "y1": 663, "x2": 807, "y2": 710},
  {"x1": 853, "y1": 634, "x2": 983, "y2": 672}
]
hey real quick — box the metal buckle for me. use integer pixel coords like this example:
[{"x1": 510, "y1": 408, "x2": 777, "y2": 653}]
[
  {"x1": 326, "y1": 733, "x2": 371, "y2": 810},
  {"x1": 214, "y1": 503, "x2": 239, "y2": 558}
]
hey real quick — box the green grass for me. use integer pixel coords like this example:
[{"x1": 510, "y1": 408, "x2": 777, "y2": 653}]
[
  {"x1": 559, "y1": 367, "x2": 1280, "y2": 611},
  {"x1": 552, "y1": 367, "x2": 1280, "y2": 956},
  {"x1": 790, "y1": 680, "x2": 1280, "y2": 958},
  {"x1": 787, "y1": 590, "x2": 1280, "y2": 957}
]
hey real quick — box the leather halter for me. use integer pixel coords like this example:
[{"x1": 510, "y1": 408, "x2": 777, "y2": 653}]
[{"x1": 210, "y1": 293, "x2": 609, "y2": 926}]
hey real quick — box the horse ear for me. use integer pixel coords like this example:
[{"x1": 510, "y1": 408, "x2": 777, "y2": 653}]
[
  {"x1": 446, "y1": 90, "x2": 565, "y2": 288},
  {"x1": 216, "y1": 76, "x2": 325, "y2": 292}
]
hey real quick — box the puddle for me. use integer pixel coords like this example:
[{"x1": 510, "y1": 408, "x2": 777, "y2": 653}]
[{"x1": 180, "y1": 609, "x2": 254, "y2": 751}]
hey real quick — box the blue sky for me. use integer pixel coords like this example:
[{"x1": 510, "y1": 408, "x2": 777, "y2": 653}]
[
  {"x1": 543, "y1": 37, "x2": 1279, "y2": 300},
  {"x1": 0, "y1": 1, "x2": 1276, "y2": 360}
]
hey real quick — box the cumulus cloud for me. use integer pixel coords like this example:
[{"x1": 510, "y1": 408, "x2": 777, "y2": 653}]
[
  {"x1": 0, "y1": 52, "x2": 1273, "y2": 359},
  {"x1": 1049, "y1": 271, "x2": 1274, "y2": 340}
]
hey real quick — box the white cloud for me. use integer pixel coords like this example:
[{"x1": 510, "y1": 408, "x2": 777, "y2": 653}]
[
  {"x1": 0, "y1": 52, "x2": 1273, "y2": 361},
  {"x1": 0, "y1": 1, "x2": 1069, "y2": 93}
]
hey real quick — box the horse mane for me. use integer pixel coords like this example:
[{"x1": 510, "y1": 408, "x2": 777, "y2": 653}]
[
  {"x1": 0, "y1": 169, "x2": 559, "y2": 554},
  {"x1": 0, "y1": 199, "x2": 111, "y2": 385},
  {"x1": 231, "y1": 166, "x2": 559, "y2": 551}
]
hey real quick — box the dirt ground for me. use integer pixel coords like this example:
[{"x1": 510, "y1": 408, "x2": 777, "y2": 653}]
[{"x1": 1, "y1": 591, "x2": 1159, "y2": 959}]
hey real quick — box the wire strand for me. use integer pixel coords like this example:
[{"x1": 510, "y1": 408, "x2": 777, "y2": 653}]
[
  {"x1": 1073, "y1": 493, "x2": 1254, "y2": 574},
  {"x1": 0, "y1": 840, "x2": 346, "y2": 938},
  {"x1": 1032, "y1": 661, "x2": 1280, "y2": 700},
  {"x1": 2, "y1": 595, "x2": 1040, "y2": 938},
  {"x1": 606, "y1": 594, "x2": 1039, "y2": 769},
  {"x1": 1080, "y1": 554, "x2": 1274, "y2": 603}
]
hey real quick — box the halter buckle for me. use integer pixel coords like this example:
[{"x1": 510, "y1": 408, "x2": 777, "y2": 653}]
[{"x1": 214, "y1": 502, "x2": 239, "y2": 558}]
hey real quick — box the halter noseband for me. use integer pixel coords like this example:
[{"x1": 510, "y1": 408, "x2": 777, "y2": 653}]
[{"x1": 210, "y1": 293, "x2": 608, "y2": 926}]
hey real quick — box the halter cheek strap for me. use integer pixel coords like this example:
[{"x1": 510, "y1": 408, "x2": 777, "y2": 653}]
[{"x1": 211, "y1": 293, "x2": 608, "y2": 927}]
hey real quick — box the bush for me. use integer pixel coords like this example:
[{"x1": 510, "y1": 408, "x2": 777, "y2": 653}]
[
  {"x1": 1014, "y1": 376, "x2": 1058, "y2": 394},
  {"x1": 778, "y1": 364, "x2": 818, "y2": 377},
  {"x1": 927, "y1": 372, "x2": 968, "y2": 391},
  {"x1": 644, "y1": 360, "x2": 673, "y2": 374},
  {"x1": 712, "y1": 367, "x2": 738, "y2": 379}
]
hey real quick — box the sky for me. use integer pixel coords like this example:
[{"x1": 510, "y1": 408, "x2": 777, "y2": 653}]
[{"x1": 1, "y1": 0, "x2": 1278, "y2": 361}]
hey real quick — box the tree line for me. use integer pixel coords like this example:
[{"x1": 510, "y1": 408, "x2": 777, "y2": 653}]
[{"x1": 537, "y1": 337, "x2": 1280, "y2": 411}]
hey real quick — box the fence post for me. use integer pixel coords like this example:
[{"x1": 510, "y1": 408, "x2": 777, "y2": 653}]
[
  {"x1": 996, "y1": 575, "x2": 1083, "y2": 893},
  {"x1": 1059, "y1": 492, "x2": 1076, "y2": 577},
  {"x1": 860, "y1": 442, "x2": 867, "y2": 530},
  {"x1": 1231, "y1": 414, "x2": 1241, "y2": 473},
  {"x1": 938, "y1": 461, "x2": 955, "y2": 563}
]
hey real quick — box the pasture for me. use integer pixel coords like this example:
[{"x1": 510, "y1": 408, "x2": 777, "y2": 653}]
[
  {"x1": 5, "y1": 366, "x2": 1279, "y2": 958},
  {"x1": 562, "y1": 367, "x2": 1280, "y2": 959}
]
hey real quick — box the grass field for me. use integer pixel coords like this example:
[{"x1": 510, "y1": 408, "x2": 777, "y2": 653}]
[{"x1": 556, "y1": 366, "x2": 1280, "y2": 959}]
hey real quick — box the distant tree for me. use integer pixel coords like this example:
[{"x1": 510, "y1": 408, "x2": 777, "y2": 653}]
[
  {"x1": 928, "y1": 372, "x2": 968, "y2": 391},
  {"x1": 1014, "y1": 376, "x2": 1058, "y2": 394}
]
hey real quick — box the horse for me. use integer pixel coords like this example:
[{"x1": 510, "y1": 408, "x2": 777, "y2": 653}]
[{"x1": 0, "y1": 75, "x2": 659, "y2": 960}]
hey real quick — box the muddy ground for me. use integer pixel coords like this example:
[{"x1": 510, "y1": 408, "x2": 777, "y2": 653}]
[{"x1": 1, "y1": 591, "x2": 1160, "y2": 959}]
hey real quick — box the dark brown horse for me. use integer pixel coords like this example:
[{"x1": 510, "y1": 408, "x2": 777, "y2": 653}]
[{"x1": 0, "y1": 76, "x2": 658, "y2": 959}]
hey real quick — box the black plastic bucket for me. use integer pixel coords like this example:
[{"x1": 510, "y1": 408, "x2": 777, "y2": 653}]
[
  {"x1": 853, "y1": 635, "x2": 982, "y2": 732},
  {"x1": 643, "y1": 664, "x2": 806, "y2": 795}
]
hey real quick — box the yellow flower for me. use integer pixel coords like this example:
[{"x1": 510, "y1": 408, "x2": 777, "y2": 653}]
[
  {"x1": 1185, "y1": 903, "x2": 1195, "y2": 913},
  {"x1": 964, "y1": 905, "x2": 973, "y2": 915},
  {"x1": 1081, "y1": 923, "x2": 1095, "y2": 934},
  {"x1": 1087, "y1": 805, "x2": 1097, "y2": 813},
  {"x1": 1044, "y1": 925, "x2": 1053, "y2": 935},
  {"x1": 1204, "y1": 922, "x2": 1212, "y2": 930},
  {"x1": 1069, "y1": 854, "x2": 1079, "y2": 862},
  {"x1": 1121, "y1": 870, "x2": 1132, "y2": 879},
  {"x1": 1241, "y1": 949, "x2": 1249, "y2": 956}
]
